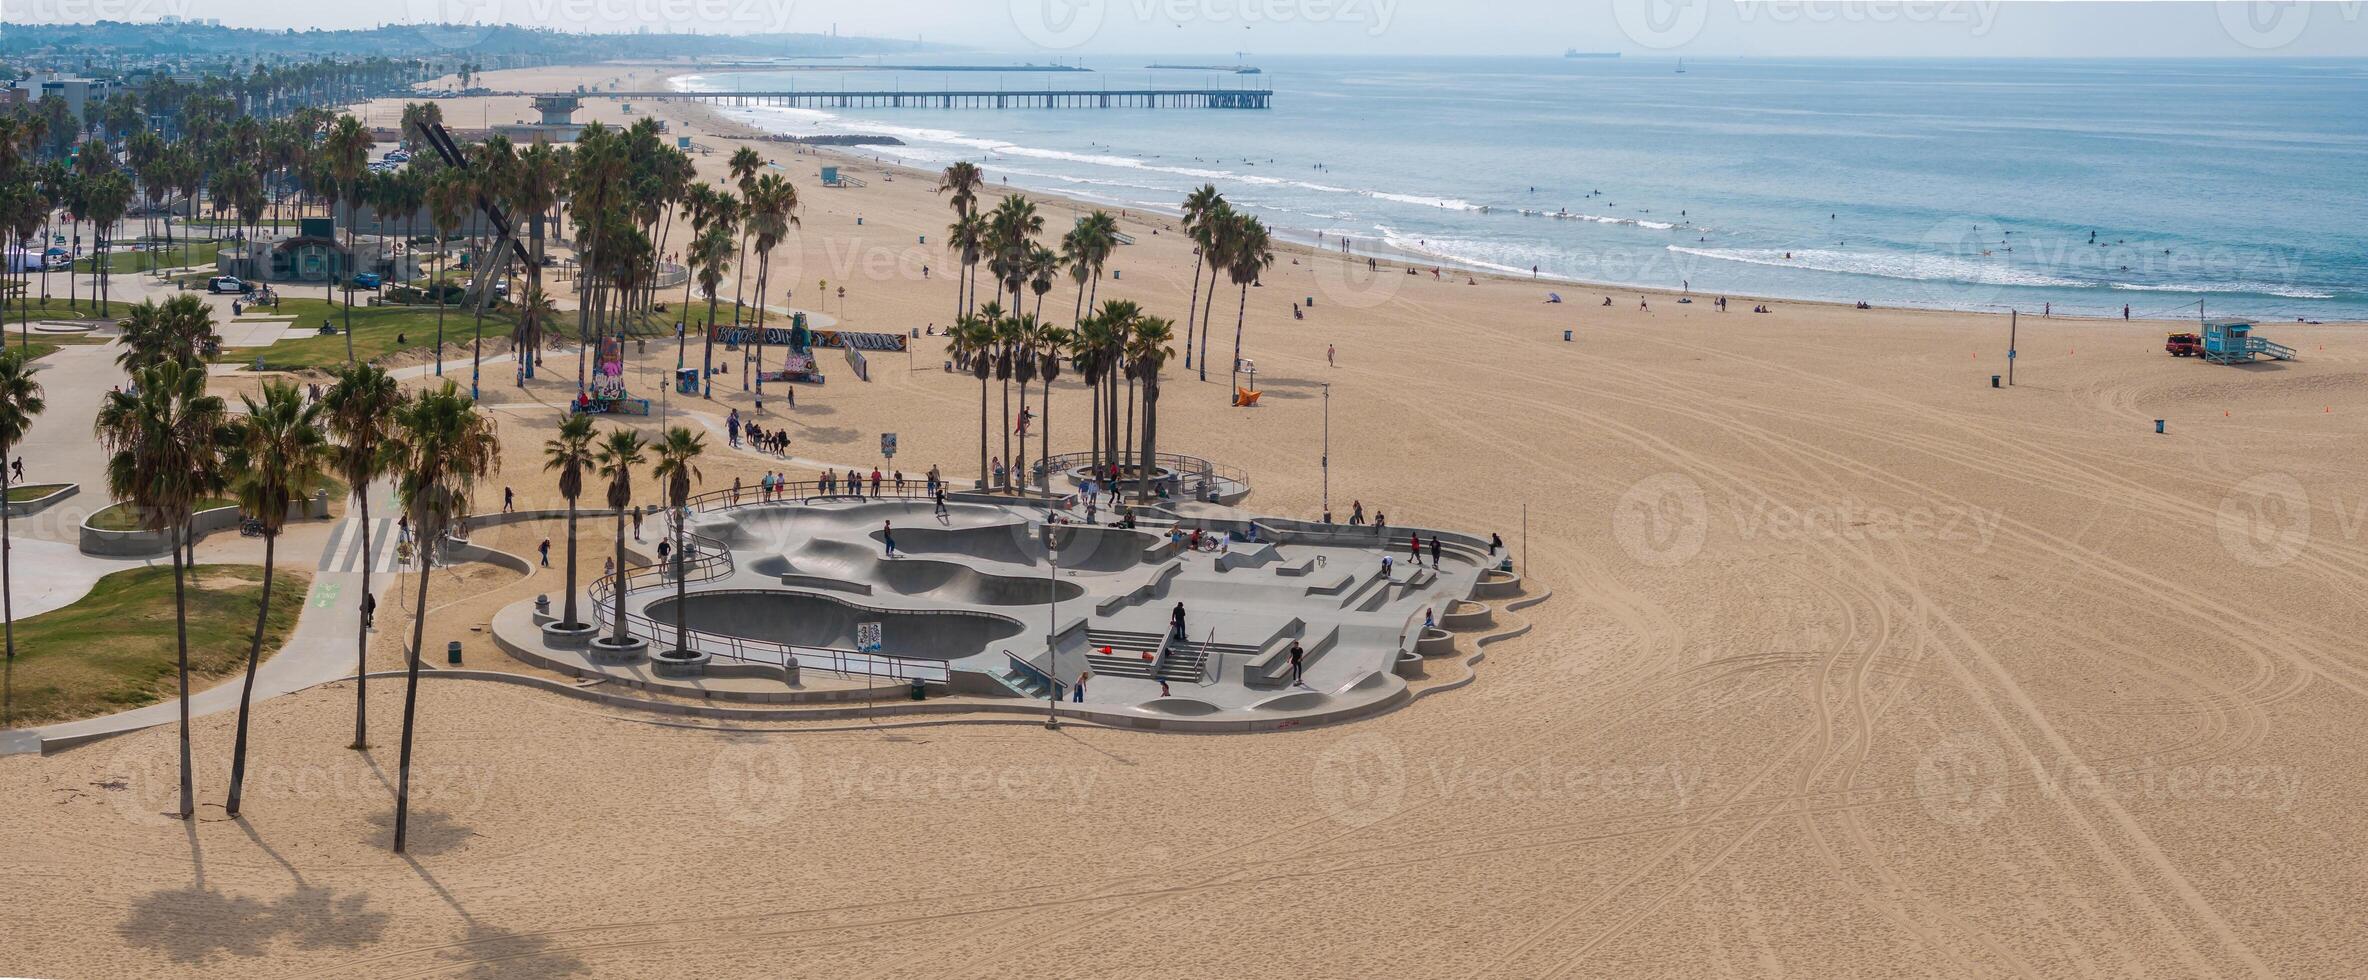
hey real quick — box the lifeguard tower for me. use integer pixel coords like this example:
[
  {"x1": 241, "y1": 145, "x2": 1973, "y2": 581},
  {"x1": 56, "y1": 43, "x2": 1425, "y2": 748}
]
[{"x1": 2200, "y1": 318, "x2": 2296, "y2": 365}]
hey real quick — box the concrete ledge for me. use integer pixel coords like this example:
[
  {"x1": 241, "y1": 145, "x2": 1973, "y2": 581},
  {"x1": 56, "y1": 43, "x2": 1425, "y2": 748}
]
[
  {"x1": 651, "y1": 649, "x2": 711, "y2": 678},
  {"x1": 542, "y1": 621, "x2": 600, "y2": 649},
  {"x1": 3, "y1": 482, "x2": 75, "y2": 518},
  {"x1": 588, "y1": 635, "x2": 648, "y2": 662},
  {"x1": 1440, "y1": 600, "x2": 1494, "y2": 631},
  {"x1": 1415, "y1": 627, "x2": 1456, "y2": 656},
  {"x1": 1473, "y1": 570, "x2": 1524, "y2": 599},
  {"x1": 79, "y1": 503, "x2": 242, "y2": 557}
]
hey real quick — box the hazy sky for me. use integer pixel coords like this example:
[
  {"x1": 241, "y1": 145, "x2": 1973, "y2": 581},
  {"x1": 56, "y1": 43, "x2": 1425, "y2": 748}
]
[{"x1": 20, "y1": 1, "x2": 2368, "y2": 58}]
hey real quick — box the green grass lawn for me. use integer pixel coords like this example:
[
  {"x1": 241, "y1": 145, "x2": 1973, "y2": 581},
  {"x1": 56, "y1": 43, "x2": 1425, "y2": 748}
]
[
  {"x1": 0, "y1": 295, "x2": 121, "y2": 321},
  {"x1": 5, "y1": 483, "x2": 68, "y2": 503},
  {"x1": 1, "y1": 564, "x2": 307, "y2": 726},
  {"x1": 86, "y1": 497, "x2": 237, "y2": 532},
  {"x1": 257, "y1": 297, "x2": 519, "y2": 372}
]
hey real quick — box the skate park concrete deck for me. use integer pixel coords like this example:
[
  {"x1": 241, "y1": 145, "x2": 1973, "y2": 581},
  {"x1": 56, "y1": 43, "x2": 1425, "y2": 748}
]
[{"x1": 492, "y1": 492, "x2": 1518, "y2": 730}]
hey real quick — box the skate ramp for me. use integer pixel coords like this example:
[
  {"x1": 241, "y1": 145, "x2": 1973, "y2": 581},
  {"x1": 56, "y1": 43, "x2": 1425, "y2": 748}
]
[
  {"x1": 881, "y1": 522, "x2": 1157, "y2": 573},
  {"x1": 644, "y1": 590, "x2": 1025, "y2": 659},
  {"x1": 767, "y1": 539, "x2": 1084, "y2": 606}
]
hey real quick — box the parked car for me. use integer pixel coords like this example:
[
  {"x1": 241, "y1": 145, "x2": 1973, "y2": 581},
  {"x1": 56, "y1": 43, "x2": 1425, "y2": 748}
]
[
  {"x1": 206, "y1": 275, "x2": 252, "y2": 295},
  {"x1": 352, "y1": 272, "x2": 384, "y2": 290}
]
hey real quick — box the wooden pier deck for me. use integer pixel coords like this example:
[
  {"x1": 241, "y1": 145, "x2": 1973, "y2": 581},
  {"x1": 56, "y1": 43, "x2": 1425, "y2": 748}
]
[{"x1": 510, "y1": 89, "x2": 1273, "y2": 110}]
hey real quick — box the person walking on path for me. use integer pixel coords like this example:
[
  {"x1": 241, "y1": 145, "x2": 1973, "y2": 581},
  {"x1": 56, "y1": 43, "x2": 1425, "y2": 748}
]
[
  {"x1": 538, "y1": 538, "x2": 551, "y2": 567},
  {"x1": 934, "y1": 486, "x2": 949, "y2": 520},
  {"x1": 1170, "y1": 602, "x2": 1188, "y2": 642},
  {"x1": 1350, "y1": 500, "x2": 1365, "y2": 526},
  {"x1": 1289, "y1": 640, "x2": 1305, "y2": 686},
  {"x1": 1072, "y1": 671, "x2": 1088, "y2": 703},
  {"x1": 1409, "y1": 531, "x2": 1423, "y2": 567},
  {"x1": 361, "y1": 592, "x2": 376, "y2": 632},
  {"x1": 882, "y1": 520, "x2": 898, "y2": 558},
  {"x1": 1429, "y1": 535, "x2": 1442, "y2": 568},
  {"x1": 503, "y1": 486, "x2": 515, "y2": 513},
  {"x1": 871, "y1": 468, "x2": 883, "y2": 497},
  {"x1": 632, "y1": 508, "x2": 644, "y2": 542}
]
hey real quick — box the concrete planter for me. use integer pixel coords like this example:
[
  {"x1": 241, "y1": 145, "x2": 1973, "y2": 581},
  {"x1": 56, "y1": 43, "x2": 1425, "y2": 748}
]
[
  {"x1": 1415, "y1": 627, "x2": 1458, "y2": 656},
  {"x1": 541, "y1": 621, "x2": 600, "y2": 649},
  {"x1": 1440, "y1": 601, "x2": 1494, "y2": 632},
  {"x1": 651, "y1": 648, "x2": 710, "y2": 678},
  {"x1": 1394, "y1": 650, "x2": 1427, "y2": 677},
  {"x1": 80, "y1": 503, "x2": 242, "y2": 557},
  {"x1": 3, "y1": 483, "x2": 76, "y2": 518},
  {"x1": 1473, "y1": 570, "x2": 1524, "y2": 599},
  {"x1": 588, "y1": 635, "x2": 649, "y2": 663}
]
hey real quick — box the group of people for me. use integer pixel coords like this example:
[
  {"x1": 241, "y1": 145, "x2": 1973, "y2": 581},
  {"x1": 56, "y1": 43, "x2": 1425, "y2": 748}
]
[{"x1": 726, "y1": 410, "x2": 790, "y2": 456}]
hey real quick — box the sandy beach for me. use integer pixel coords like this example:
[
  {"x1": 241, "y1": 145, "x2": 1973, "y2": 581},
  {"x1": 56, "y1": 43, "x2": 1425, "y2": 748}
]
[{"x1": 3, "y1": 60, "x2": 2366, "y2": 978}]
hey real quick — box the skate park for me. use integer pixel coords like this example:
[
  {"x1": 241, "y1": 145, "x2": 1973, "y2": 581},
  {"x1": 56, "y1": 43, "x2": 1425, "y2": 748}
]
[{"x1": 489, "y1": 463, "x2": 1537, "y2": 731}]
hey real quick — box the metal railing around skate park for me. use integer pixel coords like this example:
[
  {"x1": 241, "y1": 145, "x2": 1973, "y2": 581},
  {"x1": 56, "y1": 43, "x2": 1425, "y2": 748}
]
[
  {"x1": 1035, "y1": 451, "x2": 1243, "y2": 490},
  {"x1": 680, "y1": 478, "x2": 935, "y2": 514},
  {"x1": 583, "y1": 518, "x2": 952, "y2": 685}
]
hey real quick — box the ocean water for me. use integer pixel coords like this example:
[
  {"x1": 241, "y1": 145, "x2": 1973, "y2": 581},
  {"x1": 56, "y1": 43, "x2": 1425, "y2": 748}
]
[{"x1": 680, "y1": 57, "x2": 2368, "y2": 321}]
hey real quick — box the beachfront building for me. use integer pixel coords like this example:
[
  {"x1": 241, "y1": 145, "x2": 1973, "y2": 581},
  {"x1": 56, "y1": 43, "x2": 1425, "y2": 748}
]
[{"x1": 214, "y1": 216, "x2": 419, "y2": 285}]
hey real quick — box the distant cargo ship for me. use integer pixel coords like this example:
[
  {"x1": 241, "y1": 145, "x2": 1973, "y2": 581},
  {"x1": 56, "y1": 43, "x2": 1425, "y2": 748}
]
[{"x1": 1564, "y1": 49, "x2": 1621, "y2": 59}]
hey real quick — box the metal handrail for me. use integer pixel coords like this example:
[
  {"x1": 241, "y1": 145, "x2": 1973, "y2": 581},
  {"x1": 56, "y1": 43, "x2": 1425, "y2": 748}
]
[
  {"x1": 1006, "y1": 649, "x2": 1064, "y2": 698},
  {"x1": 685, "y1": 479, "x2": 934, "y2": 513}
]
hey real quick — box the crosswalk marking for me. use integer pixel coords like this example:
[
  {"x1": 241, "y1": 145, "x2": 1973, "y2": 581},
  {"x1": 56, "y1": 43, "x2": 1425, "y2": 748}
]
[{"x1": 318, "y1": 518, "x2": 407, "y2": 574}]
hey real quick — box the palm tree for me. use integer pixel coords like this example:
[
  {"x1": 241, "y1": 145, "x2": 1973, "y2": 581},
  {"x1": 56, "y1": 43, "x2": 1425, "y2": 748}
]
[
  {"x1": 1131, "y1": 317, "x2": 1178, "y2": 504},
  {"x1": 95, "y1": 360, "x2": 227, "y2": 821},
  {"x1": 0, "y1": 350, "x2": 44, "y2": 684},
  {"x1": 542, "y1": 412, "x2": 596, "y2": 631},
  {"x1": 223, "y1": 381, "x2": 328, "y2": 817},
  {"x1": 726, "y1": 147, "x2": 763, "y2": 328},
  {"x1": 1226, "y1": 214, "x2": 1276, "y2": 400},
  {"x1": 1034, "y1": 324, "x2": 1070, "y2": 497},
  {"x1": 1179, "y1": 186, "x2": 1225, "y2": 370},
  {"x1": 594, "y1": 428, "x2": 647, "y2": 646},
  {"x1": 947, "y1": 314, "x2": 996, "y2": 489},
  {"x1": 946, "y1": 212, "x2": 986, "y2": 319},
  {"x1": 744, "y1": 173, "x2": 798, "y2": 406},
  {"x1": 114, "y1": 294, "x2": 219, "y2": 374},
  {"x1": 512, "y1": 141, "x2": 564, "y2": 382},
  {"x1": 426, "y1": 168, "x2": 470, "y2": 383},
  {"x1": 1072, "y1": 310, "x2": 1111, "y2": 479},
  {"x1": 386, "y1": 381, "x2": 501, "y2": 853},
  {"x1": 323, "y1": 115, "x2": 373, "y2": 362},
  {"x1": 322, "y1": 363, "x2": 404, "y2": 750},
  {"x1": 937, "y1": 162, "x2": 984, "y2": 319},
  {"x1": 650, "y1": 426, "x2": 704, "y2": 655},
  {"x1": 1193, "y1": 202, "x2": 1236, "y2": 381},
  {"x1": 691, "y1": 222, "x2": 733, "y2": 398}
]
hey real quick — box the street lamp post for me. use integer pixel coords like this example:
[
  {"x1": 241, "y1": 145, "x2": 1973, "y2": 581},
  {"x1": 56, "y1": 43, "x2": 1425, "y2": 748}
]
[
  {"x1": 1320, "y1": 382, "x2": 1331, "y2": 522},
  {"x1": 1043, "y1": 521, "x2": 1061, "y2": 729}
]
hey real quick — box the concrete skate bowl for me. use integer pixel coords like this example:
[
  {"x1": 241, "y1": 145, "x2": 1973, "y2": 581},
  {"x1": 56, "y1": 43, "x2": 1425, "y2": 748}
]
[
  {"x1": 644, "y1": 589, "x2": 1026, "y2": 660},
  {"x1": 881, "y1": 523, "x2": 1158, "y2": 573},
  {"x1": 748, "y1": 541, "x2": 1085, "y2": 606},
  {"x1": 686, "y1": 499, "x2": 985, "y2": 551}
]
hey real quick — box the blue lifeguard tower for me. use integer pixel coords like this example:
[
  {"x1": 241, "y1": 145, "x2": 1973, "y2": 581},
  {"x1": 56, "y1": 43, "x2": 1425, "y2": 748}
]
[{"x1": 2200, "y1": 318, "x2": 2295, "y2": 365}]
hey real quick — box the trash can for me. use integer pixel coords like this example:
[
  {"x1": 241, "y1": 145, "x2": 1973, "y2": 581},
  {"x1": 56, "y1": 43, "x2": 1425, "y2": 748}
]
[
  {"x1": 909, "y1": 677, "x2": 927, "y2": 701},
  {"x1": 2155, "y1": 419, "x2": 2166, "y2": 434},
  {"x1": 446, "y1": 641, "x2": 462, "y2": 665},
  {"x1": 1990, "y1": 374, "x2": 2000, "y2": 388},
  {"x1": 1563, "y1": 329, "x2": 1573, "y2": 342}
]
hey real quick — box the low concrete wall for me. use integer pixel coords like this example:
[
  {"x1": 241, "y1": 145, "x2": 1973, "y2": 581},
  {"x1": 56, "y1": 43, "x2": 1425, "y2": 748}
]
[
  {"x1": 79, "y1": 503, "x2": 242, "y2": 557},
  {"x1": 3, "y1": 483, "x2": 75, "y2": 518}
]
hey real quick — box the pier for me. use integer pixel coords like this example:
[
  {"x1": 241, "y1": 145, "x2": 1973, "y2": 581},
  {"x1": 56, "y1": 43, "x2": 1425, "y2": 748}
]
[{"x1": 509, "y1": 89, "x2": 1273, "y2": 110}]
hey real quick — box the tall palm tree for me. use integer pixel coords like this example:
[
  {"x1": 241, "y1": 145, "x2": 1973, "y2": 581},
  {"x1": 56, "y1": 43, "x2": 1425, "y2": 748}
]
[
  {"x1": 95, "y1": 360, "x2": 227, "y2": 821},
  {"x1": 947, "y1": 314, "x2": 996, "y2": 488},
  {"x1": 691, "y1": 222, "x2": 733, "y2": 399},
  {"x1": 937, "y1": 162, "x2": 984, "y2": 319},
  {"x1": 1179, "y1": 186, "x2": 1225, "y2": 369},
  {"x1": 542, "y1": 412, "x2": 596, "y2": 631},
  {"x1": 1226, "y1": 214, "x2": 1276, "y2": 400},
  {"x1": 1193, "y1": 202, "x2": 1236, "y2": 381},
  {"x1": 386, "y1": 381, "x2": 500, "y2": 853},
  {"x1": 323, "y1": 115, "x2": 373, "y2": 362},
  {"x1": 426, "y1": 168, "x2": 470, "y2": 383},
  {"x1": 223, "y1": 381, "x2": 328, "y2": 817},
  {"x1": 989, "y1": 306, "x2": 1021, "y2": 487},
  {"x1": 594, "y1": 428, "x2": 647, "y2": 646},
  {"x1": 1130, "y1": 317, "x2": 1178, "y2": 503},
  {"x1": 1034, "y1": 324, "x2": 1070, "y2": 498},
  {"x1": 946, "y1": 212, "x2": 985, "y2": 319},
  {"x1": 322, "y1": 363, "x2": 404, "y2": 750},
  {"x1": 0, "y1": 350, "x2": 43, "y2": 684},
  {"x1": 511, "y1": 141, "x2": 564, "y2": 382},
  {"x1": 650, "y1": 426, "x2": 704, "y2": 654},
  {"x1": 726, "y1": 147, "x2": 763, "y2": 329},
  {"x1": 1072, "y1": 310, "x2": 1111, "y2": 479},
  {"x1": 744, "y1": 173, "x2": 798, "y2": 406}
]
